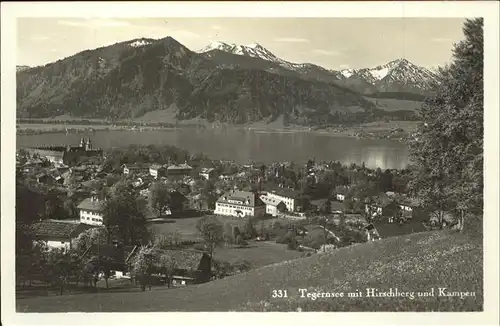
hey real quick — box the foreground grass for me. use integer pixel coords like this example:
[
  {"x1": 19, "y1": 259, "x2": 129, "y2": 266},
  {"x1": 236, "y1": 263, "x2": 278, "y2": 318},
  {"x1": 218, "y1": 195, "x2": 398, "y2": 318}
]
[
  {"x1": 148, "y1": 215, "x2": 286, "y2": 243},
  {"x1": 213, "y1": 241, "x2": 304, "y2": 268},
  {"x1": 16, "y1": 224, "x2": 482, "y2": 312},
  {"x1": 148, "y1": 217, "x2": 304, "y2": 268},
  {"x1": 16, "y1": 279, "x2": 138, "y2": 299}
]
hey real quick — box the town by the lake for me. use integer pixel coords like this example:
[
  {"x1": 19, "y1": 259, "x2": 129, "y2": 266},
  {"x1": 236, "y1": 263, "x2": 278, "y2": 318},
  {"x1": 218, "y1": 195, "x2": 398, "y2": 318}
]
[{"x1": 8, "y1": 13, "x2": 488, "y2": 314}]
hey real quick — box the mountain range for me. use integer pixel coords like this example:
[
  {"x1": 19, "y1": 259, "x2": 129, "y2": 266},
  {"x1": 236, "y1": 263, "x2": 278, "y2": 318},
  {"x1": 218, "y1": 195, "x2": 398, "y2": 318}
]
[
  {"x1": 198, "y1": 41, "x2": 438, "y2": 95},
  {"x1": 16, "y1": 36, "x2": 437, "y2": 125}
]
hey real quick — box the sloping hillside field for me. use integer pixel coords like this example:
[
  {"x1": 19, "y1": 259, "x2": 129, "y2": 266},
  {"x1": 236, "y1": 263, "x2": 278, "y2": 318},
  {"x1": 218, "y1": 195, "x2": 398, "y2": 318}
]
[{"x1": 16, "y1": 226, "x2": 483, "y2": 312}]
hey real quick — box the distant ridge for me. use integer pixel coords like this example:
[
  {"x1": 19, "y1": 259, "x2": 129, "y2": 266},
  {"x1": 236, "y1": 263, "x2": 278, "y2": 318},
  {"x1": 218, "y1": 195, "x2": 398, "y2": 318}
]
[
  {"x1": 199, "y1": 41, "x2": 439, "y2": 94},
  {"x1": 16, "y1": 36, "x2": 430, "y2": 124}
]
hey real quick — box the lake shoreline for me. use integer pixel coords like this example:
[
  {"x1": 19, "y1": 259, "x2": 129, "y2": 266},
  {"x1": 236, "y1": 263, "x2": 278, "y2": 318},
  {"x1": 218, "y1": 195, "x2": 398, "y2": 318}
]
[
  {"x1": 17, "y1": 126, "x2": 410, "y2": 169},
  {"x1": 16, "y1": 121, "x2": 418, "y2": 141}
]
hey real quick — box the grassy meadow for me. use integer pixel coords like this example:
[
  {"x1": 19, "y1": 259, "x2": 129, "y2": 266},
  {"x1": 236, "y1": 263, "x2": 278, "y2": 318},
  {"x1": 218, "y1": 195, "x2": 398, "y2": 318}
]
[{"x1": 16, "y1": 219, "x2": 483, "y2": 312}]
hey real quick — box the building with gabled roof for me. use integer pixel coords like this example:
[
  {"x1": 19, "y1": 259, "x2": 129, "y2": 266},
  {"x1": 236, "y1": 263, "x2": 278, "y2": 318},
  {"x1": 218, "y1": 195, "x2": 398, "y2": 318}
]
[
  {"x1": 370, "y1": 218, "x2": 429, "y2": 240},
  {"x1": 149, "y1": 164, "x2": 167, "y2": 179},
  {"x1": 30, "y1": 219, "x2": 97, "y2": 250},
  {"x1": 77, "y1": 195, "x2": 105, "y2": 226},
  {"x1": 259, "y1": 194, "x2": 287, "y2": 217},
  {"x1": 125, "y1": 247, "x2": 212, "y2": 286},
  {"x1": 26, "y1": 138, "x2": 102, "y2": 166},
  {"x1": 199, "y1": 167, "x2": 216, "y2": 180},
  {"x1": 333, "y1": 185, "x2": 350, "y2": 202},
  {"x1": 215, "y1": 190, "x2": 265, "y2": 218},
  {"x1": 263, "y1": 186, "x2": 303, "y2": 212},
  {"x1": 123, "y1": 163, "x2": 150, "y2": 176},
  {"x1": 167, "y1": 163, "x2": 193, "y2": 176}
]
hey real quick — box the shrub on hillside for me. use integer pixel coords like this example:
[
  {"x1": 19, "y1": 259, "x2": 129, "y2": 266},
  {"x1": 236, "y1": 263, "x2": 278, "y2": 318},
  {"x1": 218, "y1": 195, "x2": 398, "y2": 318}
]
[
  {"x1": 235, "y1": 235, "x2": 248, "y2": 247},
  {"x1": 275, "y1": 229, "x2": 288, "y2": 244},
  {"x1": 192, "y1": 243, "x2": 206, "y2": 251},
  {"x1": 242, "y1": 218, "x2": 258, "y2": 239}
]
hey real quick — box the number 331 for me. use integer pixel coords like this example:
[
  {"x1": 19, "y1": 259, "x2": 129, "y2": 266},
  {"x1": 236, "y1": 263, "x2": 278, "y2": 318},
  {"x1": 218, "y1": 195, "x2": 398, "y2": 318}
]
[{"x1": 271, "y1": 290, "x2": 288, "y2": 298}]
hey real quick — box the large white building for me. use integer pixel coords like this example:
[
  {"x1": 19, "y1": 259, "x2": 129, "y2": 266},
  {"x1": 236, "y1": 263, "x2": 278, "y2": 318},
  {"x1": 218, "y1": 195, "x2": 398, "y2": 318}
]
[
  {"x1": 215, "y1": 190, "x2": 265, "y2": 218},
  {"x1": 77, "y1": 196, "x2": 104, "y2": 226},
  {"x1": 264, "y1": 188, "x2": 302, "y2": 212},
  {"x1": 259, "y1": 195, "x2": 287, "y2": 217}
]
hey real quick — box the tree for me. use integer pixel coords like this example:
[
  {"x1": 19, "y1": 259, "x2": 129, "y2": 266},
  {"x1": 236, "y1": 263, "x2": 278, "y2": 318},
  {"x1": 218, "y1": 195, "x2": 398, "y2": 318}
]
[
  {"x1": 212, "y1": 259, "x2": 233, "y2": 279},
  {"x1": 242, "y1": 217, "x2": 257, "y2": 239},
  {"x1": 202, "y1": 180, "x2": 216, "y2": 196},
  {"x1": 86, "y1": 255, "x2": 115, "y2": 289},
  {"x1": 156, "y1": 252, "x2": 177, "y2": 288},
  {"x1": 235, "y1": 235, "x2": 248, "y2": 247},
  {"x1": 63, "y1": 199, "x2": 78, "y2": 220},
  {"x1": 379, "y1": 169, "x2": 394, "y2": 192},
  {"x1": 44, "y1": 191, "x2": 66, "y2": 219},
  {"x1": 285, "y1": 231, "x2": 298, "y2": 250},
  {"x1": 149, "y1": 181, "x2": 172, "y2": 217},
  {"x1": 318, "y1": 217, "x2": 336, "y2": 252},
  {"x1": 343, "y1": 197, "x2": 354, "y2": 213},
  {"x1": 16, "y1": 239, "x2": 49, "y2": 288},
  {"x1": 154, "y1": 231, "x2": 181, "y2": 249},
  {"x1": 196, "y1": 216, "x2": 224, "y2": 270},
  {"x1": 323, "y1": 199, "x2": 332, "y2": 214},
  {"x1": 131, "y1": 246, "x2": 159, "y2": 291},
  {"x1": 392, "y1": 174, "x2": 409, "y2": 194},
  {"x1": 352, "y1": 181, "x2": 378, "y2": 202},
  {"x1": 44, "y1": 249, "x2": 75, "y2": 295},
  {"x1": 409, "y1": 18, "x2": 483, "y2": 231},
  {"x1": 72, "y1": 227, "x2": 108, "y2": 255},
  {"x1": 233, "y1": 226, "x2": 241, "y2": 241},
  {"x1": 63, "y1": 171, "x2": 78, "y2": 189},
  {"x1": 223, "y1": 222, "x2": 234, "y2": 245},
  {"x1": 258, "y1": 221, "x2": 268, "y2": 239},
  {"x1": 103, "y1": 180, "x2": 148, "y2": 245}
]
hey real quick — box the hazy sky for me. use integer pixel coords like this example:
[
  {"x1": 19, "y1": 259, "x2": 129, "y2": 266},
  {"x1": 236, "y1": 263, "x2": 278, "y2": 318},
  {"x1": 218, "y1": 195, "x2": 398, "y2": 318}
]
[{"x1": 17, "y1": 17, "x2": 466, "y2": 70}]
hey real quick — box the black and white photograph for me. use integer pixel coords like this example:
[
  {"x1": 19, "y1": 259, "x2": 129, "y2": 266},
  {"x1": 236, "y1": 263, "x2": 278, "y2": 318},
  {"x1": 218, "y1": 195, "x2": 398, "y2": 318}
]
[{"x1": 1, "y1": 1, "x2": 499, "y2": 323}]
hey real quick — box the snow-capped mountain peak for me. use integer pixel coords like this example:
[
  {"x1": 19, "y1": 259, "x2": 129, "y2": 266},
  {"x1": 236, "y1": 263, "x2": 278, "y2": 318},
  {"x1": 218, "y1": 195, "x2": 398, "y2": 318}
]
[
  {"x1": 336, "y1": 58, "x2": 438, "y2": 92},
  {"x1": 199, "y1": 41, "x2": 281, "y2": 63},
  {"x1": 129, "y1": 39, "x2": 153, "y2": 48},
  {"x1": 340, "y1": 69, "x2": 355, "y2": 78},
  {"x1": 198, "y1": 39, "x2": 437, "y2": 94},
  {"x1": 246, "y1": 43, "x2": 263, "y2": 49},
  {"x1": 198, "y1": 41, "x2": 236, "y2": 53}
]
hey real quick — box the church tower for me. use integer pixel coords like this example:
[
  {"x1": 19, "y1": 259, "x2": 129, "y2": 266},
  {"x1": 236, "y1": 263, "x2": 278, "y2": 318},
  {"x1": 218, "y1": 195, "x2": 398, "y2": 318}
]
[
  {"x1": 80, "y1": 137, "x2": 85, "y2": 148},
  {"x1": 85, "y1": 138, "x2": 92, "y2": 151}
]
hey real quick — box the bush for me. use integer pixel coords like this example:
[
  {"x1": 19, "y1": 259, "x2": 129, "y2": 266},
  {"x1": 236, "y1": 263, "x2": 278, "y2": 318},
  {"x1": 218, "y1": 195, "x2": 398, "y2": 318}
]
[
  {"x1": 287, "y1": 239, "x2": 299, "y2": 250},
  {"x1": 242, "y1": 218, "x2": 257, "y2": 239},
  {"x1": 234, "y1": 260, "x2": 252, "y2": 273},
  {"x1": 192, "y1": 243, "x2": 206, "y2": 251},
  {"x1": 235, "y1": 235, "x2": 248, "y2": 247},
  {"x1": 275, "y1": 229, "x2": 288, "y2": 244}
]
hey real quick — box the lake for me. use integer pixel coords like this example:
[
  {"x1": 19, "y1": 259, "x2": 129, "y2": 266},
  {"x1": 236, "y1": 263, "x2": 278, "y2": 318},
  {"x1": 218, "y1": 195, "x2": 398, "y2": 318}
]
[{"x1": 16, "y1": 129, "x2": 409, "y2": 169}]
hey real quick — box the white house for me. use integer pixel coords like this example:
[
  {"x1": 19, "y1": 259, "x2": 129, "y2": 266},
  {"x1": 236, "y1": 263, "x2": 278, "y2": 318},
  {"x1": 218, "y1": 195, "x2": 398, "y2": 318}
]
[
  {"x1": 215, "y1": 190, "x2": 266, "y2": 218},
  {"x1": 77, "y1": 196, "x2": 104, "y2": 226},
  {"x1": 399, "y1": 197, "x2": 420, "y2": 213},
  {"x1": 219, "y1": 174, "x2": 235, "y2": 181},
  {"x1": 259, "y1": 195, "x2": 287, "y2": 217},
  {"x1": 199, "y1": 168, "x2": 216, "y2": 180},
  {"x1": 123, "y1": 163, "x2": 149, "y2": 176},
  {"x1": 166, "y1": 163, "x2": 193, "y2": 177},
  {"x1": 149, "y1": 164, "x2": 167, "y2": 179},
  {"x1": 264, "y1": 188, "x2": 301, "y2": 212},
  {"x1": 334, "y1": 186, "x2": 349, "y2": 202}
]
